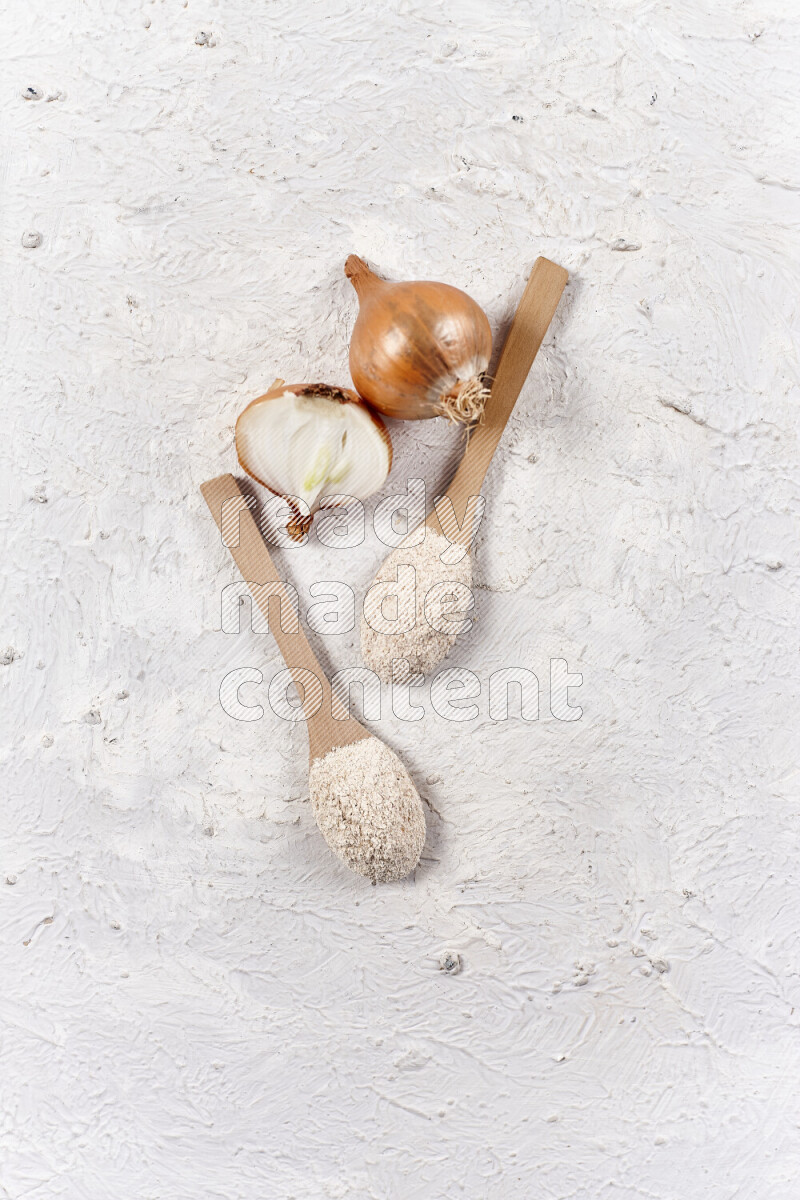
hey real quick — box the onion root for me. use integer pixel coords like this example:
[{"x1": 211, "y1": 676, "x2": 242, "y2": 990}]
[{"x1": 441, "y1": 376, "x2": 490, "y2": 425}]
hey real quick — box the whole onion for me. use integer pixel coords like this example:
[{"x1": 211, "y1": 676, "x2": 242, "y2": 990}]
[{"x1": 345, "y1": 255, "x2": 492, "y2": 424}]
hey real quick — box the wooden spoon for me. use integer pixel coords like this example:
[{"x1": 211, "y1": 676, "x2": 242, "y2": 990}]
[
  {"x1": 359, "y1": 256, "x2": 568, "y2": 682},
  {"x1": 200, "y1": 473, "x2": 426, "y2": 882},
  {"x1": 428, "y1": 255, "x2": 568, "y2": 546}
]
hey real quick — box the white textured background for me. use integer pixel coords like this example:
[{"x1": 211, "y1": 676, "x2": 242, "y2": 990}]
[{"x1": 3, "y1": 1, "x2": 800, "y2": 1196}]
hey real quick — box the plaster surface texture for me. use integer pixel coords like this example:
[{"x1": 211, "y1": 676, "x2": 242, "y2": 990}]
[{"x1": 2, "y1": 1, "x2": 799, "y2": 1196}]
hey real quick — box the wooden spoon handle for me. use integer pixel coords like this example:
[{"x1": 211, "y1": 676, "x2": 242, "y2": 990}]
[
  {"x1": 429, "y1": 256, "x2": 568, "y2": 543},
  {"x1": 201, "y1": 473, "x2": 326, "y2": 688},
  {"x1": 201, "y1": 474, "x2": 367, "y2": 759}
]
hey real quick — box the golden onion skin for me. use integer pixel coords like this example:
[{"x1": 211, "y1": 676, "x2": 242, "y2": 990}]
[{"x1": 345, "y1": 255, "x2": 491, "y2": 423}]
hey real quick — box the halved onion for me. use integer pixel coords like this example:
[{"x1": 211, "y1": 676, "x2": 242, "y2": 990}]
[{"x1": 235, "y1": 382, "x2": 392, "y2": 540}]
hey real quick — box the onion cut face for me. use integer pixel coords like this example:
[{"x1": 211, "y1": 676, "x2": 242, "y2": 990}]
[
  {"x1": 235, "y1": 382, "x2": 392, "y2": 539},
  {"x1": 345, "y1": 255, "x2": 492, "y2": 424}
]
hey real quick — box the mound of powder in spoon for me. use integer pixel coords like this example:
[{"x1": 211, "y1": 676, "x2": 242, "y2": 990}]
[
  {"x1": 361, "y1": 526, "x2": 474, "y2": 683},
  {"x1": 309, "y1": 735, "x2": 426, "y2": 883}
]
